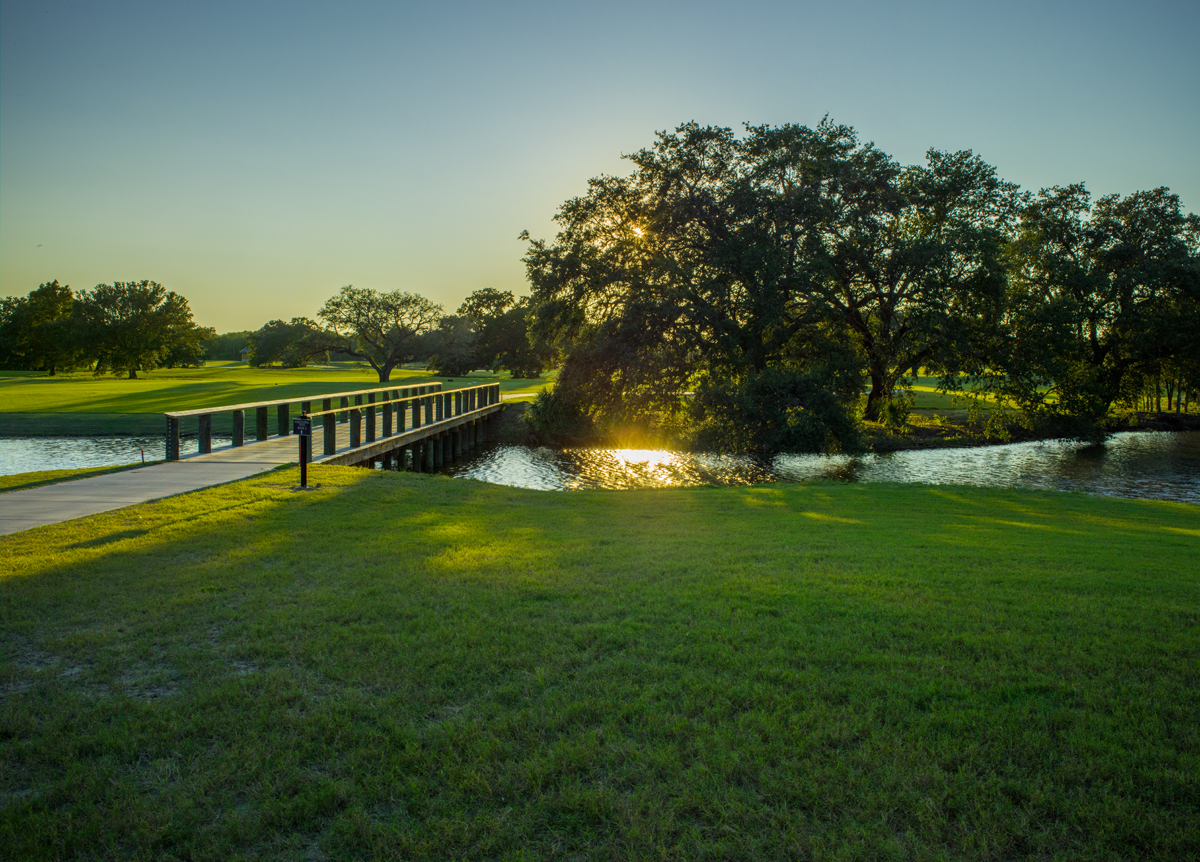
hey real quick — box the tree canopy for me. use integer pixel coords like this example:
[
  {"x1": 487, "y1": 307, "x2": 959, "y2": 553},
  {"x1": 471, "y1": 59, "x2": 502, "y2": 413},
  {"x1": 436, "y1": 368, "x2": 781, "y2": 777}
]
[
  {"x1": 523, "y1": 120, "x2": 1197, "y2": 448},
  {"x1": 74, "y1": 281, "x2": 212, "y2": 379},
  {"x1": 0, "y1": 280, "x2": 81, "y2": 375}
]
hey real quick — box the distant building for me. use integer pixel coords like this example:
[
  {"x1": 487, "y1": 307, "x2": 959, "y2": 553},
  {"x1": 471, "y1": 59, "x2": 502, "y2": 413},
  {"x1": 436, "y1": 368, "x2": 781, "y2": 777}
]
[{"x1": 240, "y1": 347, "x2": 250, "y2": 362}]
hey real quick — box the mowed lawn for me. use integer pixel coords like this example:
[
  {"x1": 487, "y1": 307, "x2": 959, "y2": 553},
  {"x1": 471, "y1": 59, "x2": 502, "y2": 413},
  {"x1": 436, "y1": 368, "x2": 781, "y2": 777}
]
[
  {"x1": 1, "y1": 470, "x2": 1197, "y2": 860},
  {"x1": 0, "y1": 364, "x2": 554, "y2": 436}
]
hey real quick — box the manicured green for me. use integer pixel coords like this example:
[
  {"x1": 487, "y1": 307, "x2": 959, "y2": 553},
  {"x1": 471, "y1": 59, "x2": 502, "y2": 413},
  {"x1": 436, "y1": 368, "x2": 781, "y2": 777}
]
[
  {"x1": 1, "y1": 470, "x2": 1197, "y2": 859},
  {"x1": 0, "y1": 462, "x2": 164, "y2": 493},
  {"x1": 0, "y1": 363, "x2": 554, "y2": 436}
]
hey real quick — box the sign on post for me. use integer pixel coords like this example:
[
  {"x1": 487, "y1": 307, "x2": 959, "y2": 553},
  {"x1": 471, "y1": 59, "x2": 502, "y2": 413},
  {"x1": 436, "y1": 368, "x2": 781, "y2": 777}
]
[{"x1": 294, "y1": 415, "x2": 312, "y2": 487}]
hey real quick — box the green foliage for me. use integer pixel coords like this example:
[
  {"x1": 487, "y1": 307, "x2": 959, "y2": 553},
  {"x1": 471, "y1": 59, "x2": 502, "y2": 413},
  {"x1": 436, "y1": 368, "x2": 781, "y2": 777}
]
[
  {"x1": 875, "y1": 394, "x2": 912, "y2": 433},
  {"x1": 248, "y1": 318, "x2": 320, "y2": 367},
  {"x1": 455, "y1": 288, "x2": 551, "y2": 378},
  {"x1": 521, "y1": 387, "x2": 593, "y2": 443},
  {"x1": 523, "y1": 120, "x2": 1019, "y2": 439},
  {"x1": 201, "y1": 330, "x2": 253, "y2": 362},
  {"x1": 972, "y1": 185, "x2": 1200, "y2": 439},
  {"x1": 0, "y1": 281, "x2": 83, "y2": 375},
  {"x1": 74, "y1": 281, "x2": 213, "y2": 379},
  {"x1": 424, "y1": 314, "x2": 476, "y2": 376},
  {"x1": 690, "y1": 365, "x2": 863, "y2": 454},
  {"x1": 1, "y1": 469, "x2": 1197, "y2": 858},
  {"x1": 311, "y1": 286, "x2": 443, "y2": 382}
]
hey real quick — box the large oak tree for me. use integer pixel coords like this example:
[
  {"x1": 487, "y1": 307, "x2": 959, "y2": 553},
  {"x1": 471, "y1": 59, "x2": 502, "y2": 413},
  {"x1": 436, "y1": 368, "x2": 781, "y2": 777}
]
[
  {"x1": 524, "y1": 120, "x2": 1019, "y2": 423},
  {"x1": 75, "y1": 281, "x2": 212, "y2": 378},
  {"x1": 312, "y1": 286, "x2": 443, "y2": 382}
]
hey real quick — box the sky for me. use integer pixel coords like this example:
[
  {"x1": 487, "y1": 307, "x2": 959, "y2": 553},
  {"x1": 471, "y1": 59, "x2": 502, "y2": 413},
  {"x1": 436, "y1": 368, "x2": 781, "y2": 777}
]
[{"x1": 2, "y1": 0, "x2": 1197, "y2": 332}]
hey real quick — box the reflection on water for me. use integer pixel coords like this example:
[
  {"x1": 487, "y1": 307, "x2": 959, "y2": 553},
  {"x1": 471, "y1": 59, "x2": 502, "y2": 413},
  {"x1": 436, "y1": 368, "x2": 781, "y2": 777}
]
[
  {"x1": 2, "y1": 430, "x2": 1196, "y2": 504},
  {"x1": 446, "y1": 431, "x2": 1200, "y2": 504},
  {"x1": 0, "y1": 436, "x2": 230, "y2": 475}
]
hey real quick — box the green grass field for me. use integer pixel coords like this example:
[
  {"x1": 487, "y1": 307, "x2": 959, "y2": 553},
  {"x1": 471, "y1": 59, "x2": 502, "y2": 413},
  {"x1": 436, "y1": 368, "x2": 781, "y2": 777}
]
[
  {"x1": 0, "y1": 363, "x2": 555, "y2": 436},
  {"x1": 2, "y1": 469, "x2": 1197, "y2": 859}
]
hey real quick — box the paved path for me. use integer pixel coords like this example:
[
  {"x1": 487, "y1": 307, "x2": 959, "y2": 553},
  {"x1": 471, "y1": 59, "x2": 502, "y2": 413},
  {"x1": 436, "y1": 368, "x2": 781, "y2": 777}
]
[{"x1": 0, "y1": 435, "x2": 301, "y2": 536}]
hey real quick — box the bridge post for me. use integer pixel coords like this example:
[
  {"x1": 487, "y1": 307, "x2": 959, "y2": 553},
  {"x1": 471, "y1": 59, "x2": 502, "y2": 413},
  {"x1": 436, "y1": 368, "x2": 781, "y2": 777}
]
[
  {"x1": 166, "y1": 416, "x2": 180, "y2": 461},
  {"x1": 278, "y1": 403, "x2": 290, "y2": 437},
  {"x1": 411, "y1": 396, "x2": 421, "y2": 429},
  {"x1": 382, "y1": 392, "x2": 392, "y2": 437},
  {"x1": 256, "y1": 407, "x2": 269, "y2": 441},
  {"x1": 351, "y1": 396, "x2": 362, "y2": 448},
  {"x1": 198, "y1": 414, "x2": 212, "y2": 454},
  {"x1": 301, "y1": 401, "x2": 312, "y2": 462},
  {"x1": 366, "y1": 393, "x2": 376, "y2": 443},
  {"x1": 425, "y1": 393, "x2": 433, "y2": 425},
  {"x1": 232, "y1": 410, "x2": 245, "y2": 447},
  {"x1": 340, "y1": 396, "x2": 349, "y2": 423},
  {"x1": 323, "y1": 399, "x2": 335, "y2": 455},
  {"x1": 435, "y1": 393, "x2": 443, "y2": 422}
]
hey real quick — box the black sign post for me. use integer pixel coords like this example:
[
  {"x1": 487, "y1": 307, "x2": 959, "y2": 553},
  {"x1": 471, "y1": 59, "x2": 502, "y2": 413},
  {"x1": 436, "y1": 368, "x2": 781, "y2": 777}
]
[{"x1": 293, "y1": 415, "x2": 312, "y2": 488}]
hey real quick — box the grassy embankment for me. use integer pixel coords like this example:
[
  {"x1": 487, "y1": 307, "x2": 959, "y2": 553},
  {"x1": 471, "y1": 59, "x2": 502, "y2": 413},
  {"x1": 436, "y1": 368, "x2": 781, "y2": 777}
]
[
  {"x1": 0, "y1": 363, "x2": 555, "y2": 437},
  {"x1": 2, "y1": 468, "x2": 1197, "y2": 859}
]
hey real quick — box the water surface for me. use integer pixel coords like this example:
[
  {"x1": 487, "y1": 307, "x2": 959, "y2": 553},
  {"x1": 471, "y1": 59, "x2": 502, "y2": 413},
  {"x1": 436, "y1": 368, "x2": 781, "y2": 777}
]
[{"x1": 445, "y1": 431, "x2": 1200, "y2": 504}]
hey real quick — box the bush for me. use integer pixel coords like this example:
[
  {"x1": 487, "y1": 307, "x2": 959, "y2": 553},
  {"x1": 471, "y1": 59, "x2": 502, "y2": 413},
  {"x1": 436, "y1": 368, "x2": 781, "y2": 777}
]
[
  {"x1": 689, "y1": 366, "x2": 862, "y2": 454},
  {"x1": 521, "y1": 389, "x2": 594, "y2": 445}
]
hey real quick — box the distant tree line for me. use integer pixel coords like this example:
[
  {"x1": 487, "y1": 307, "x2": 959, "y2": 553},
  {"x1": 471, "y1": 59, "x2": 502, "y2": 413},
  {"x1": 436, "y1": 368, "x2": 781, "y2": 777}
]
[
  {"x1": 234, "y1": 286, "x2": 551, "y2": 382},
  {"x1": 521, "y1": 120, "x2": 1200, "y2": 448},
  {"x1": 2, "y1": 278, "x2": 551, "y2": 385},
  {"x1": 0, "y1": 280, "x2": 212, "y2": 378}
]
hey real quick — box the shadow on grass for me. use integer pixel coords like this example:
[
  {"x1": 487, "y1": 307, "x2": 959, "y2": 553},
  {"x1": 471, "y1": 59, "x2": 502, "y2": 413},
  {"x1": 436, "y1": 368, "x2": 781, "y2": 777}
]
[{"x1": 0, "y1": 469, "x2": 1197, "y2": 859}]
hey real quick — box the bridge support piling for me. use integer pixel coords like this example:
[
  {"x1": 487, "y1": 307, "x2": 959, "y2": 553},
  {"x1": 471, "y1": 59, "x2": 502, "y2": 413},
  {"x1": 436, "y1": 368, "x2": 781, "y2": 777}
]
[
  {"x1": 166, "y1": 416, "x2": 180, "y2": 461},
  {"x1": 424, "y1": 437, "x2": 435, "y2": 471},
  {"x1": 198, "y1": 414, "x2": 212, "y2": 454},
  {"x1": 232, "y1": 410, "x2": 245, "y2": 447},
  {"x1": 278, "y1": 404, "x2": 290, "y2": 438},
  {"x1": 256, "y1": 407, "x2": 269, "y2": 442}
]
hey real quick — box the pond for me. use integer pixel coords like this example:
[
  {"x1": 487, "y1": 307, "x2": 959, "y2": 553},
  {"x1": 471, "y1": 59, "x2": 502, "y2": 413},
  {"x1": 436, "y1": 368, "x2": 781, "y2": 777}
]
[
  {"x1": 445, "y1": 430, "x2": 1200, "y2": 504},
  {"x1": 1, "y1": 430, "x2": 1197, "y2": 504},
  {"x1": 0, "y1": 435, "x2": 230, "y2": 475}
]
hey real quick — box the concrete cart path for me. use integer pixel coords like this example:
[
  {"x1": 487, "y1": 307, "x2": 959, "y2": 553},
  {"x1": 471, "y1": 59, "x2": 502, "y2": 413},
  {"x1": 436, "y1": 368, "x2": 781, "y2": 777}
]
[{"x1": 0, "y1": 439, "x2": 299, "y2": 536}]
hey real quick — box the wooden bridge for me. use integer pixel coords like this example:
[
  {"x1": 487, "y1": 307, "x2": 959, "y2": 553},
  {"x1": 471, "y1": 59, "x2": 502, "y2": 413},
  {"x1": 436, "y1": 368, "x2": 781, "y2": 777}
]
[{"x1": 163, "y1": 381, "x2": 505, "y2": 471}]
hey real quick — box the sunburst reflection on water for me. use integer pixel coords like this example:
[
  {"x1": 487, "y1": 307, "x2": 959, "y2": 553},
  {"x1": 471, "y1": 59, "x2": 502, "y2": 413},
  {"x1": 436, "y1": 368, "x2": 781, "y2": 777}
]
[{"x1": 444, "y1": 431, "x2": 1200, "y2": 503}]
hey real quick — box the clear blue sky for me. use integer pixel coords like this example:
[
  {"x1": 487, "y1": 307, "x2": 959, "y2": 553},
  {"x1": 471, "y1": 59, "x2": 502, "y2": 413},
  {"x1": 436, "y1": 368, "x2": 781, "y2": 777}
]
[{"x1": 3, "y1": 0, "x2": 1197, "y2": 332}]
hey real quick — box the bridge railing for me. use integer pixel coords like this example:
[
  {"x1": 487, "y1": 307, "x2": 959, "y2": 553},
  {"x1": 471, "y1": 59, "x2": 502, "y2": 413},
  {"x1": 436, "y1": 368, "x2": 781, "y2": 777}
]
[
  {"x1": 163, "y1": 381, "x2": 504, "y2": 461},
  {"x1": 163, "y1": 382, "x2": 442, "y2": 461},
  {"x1": 300, "y1": 382, "x2": 502, "y2": 457}
]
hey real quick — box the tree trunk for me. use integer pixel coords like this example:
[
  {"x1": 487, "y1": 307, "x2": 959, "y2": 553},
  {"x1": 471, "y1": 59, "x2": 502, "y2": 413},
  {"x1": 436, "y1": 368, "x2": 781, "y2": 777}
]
[
  {"x1": 128, "y1": 369, "x2": 138, "y2": 379},
  {"x1": 1155, "y1": 372, "x2": 1161, "y2": 413}
]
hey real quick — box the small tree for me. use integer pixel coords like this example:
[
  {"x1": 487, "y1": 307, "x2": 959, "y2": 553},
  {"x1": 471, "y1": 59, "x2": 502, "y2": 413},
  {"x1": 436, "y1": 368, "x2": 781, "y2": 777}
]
[
  {"x1": 458, "y1": 288, "x2": 549, "y2": 378},
  {"x1": 424, "y1": 314, "x2": 477, "y2": 376},
  {"x1": 76, "y1": 281, "x2": 213, "y2": 378},
  {"x1": 312, "y1": 286, "x2": 443, "y2": 382},
  {"x1": 248, "y1": 318, "x2": 321, "y2": 367}
]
